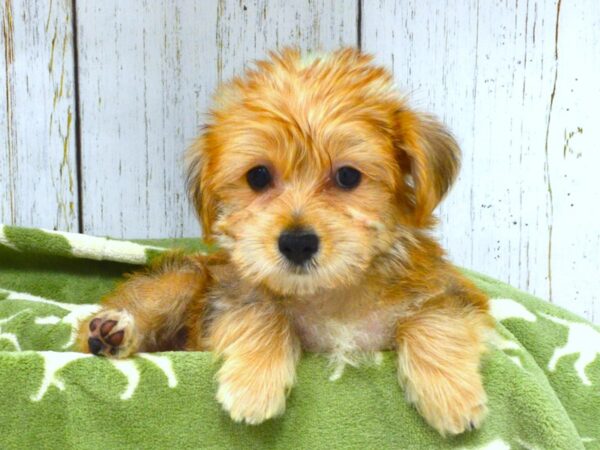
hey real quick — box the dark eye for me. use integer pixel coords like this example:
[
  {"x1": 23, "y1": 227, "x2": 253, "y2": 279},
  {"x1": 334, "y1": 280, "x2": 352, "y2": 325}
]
[
  {"x1": 335, "y1": 166, "x2": 361, "y2": 190},
  {"x1": 246, "y1": 165, "x2": 272, "y2": 191}
]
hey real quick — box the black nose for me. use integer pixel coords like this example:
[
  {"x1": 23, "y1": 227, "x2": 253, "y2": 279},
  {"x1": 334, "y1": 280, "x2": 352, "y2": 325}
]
[{"x1": 278, "y1": 229, "x2": 319, "y2": 266}]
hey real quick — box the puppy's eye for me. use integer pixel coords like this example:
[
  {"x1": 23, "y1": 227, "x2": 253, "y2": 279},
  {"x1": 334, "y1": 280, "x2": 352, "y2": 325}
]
[
  {"x1": 246, "y1": 165, "x2": 272, "y2": 191},
  {"x1": 335, "y1": 166, "x2": 361, "y2": 190}
]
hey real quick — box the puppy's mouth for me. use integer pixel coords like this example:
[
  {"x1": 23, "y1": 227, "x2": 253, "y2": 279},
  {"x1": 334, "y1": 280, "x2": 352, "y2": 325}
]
[{"x1": 283, "y1": 259, "x2": 318, "y2": 275}]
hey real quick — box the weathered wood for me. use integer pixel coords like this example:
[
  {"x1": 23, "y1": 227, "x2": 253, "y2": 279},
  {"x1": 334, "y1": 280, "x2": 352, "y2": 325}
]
[
  {"x1": 1, "y1": 0, "x2": 78, "y2": 231},
  {"x1": 75, "y1": 0, "x2": 358, "y2": 238},
  {"x1": 362, "y1": 0, "x2": 600, "y2": 322},
  {"x1": 2, "y1": 0, "x2": 598, "y2": 323},
  {"x1": 545, "y1": 0, "x2": 600, "y2": 323}
]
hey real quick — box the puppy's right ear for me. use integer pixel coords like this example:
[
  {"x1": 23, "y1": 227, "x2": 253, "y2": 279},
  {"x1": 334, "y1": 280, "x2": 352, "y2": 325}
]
[
  {"x1": 185, "y1": 132, "x2": 218, "y2": 240},
  {"x1": 393, "y1": 109, "x2": 461, "y2": 227}
]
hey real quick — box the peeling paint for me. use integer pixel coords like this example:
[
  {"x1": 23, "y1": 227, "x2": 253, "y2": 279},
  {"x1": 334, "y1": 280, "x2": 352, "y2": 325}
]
[
  {"x1": 52, "y1": 26, "x2": 67, "y2": 108},
  {"x1": 44, "y1": 0, "x2": 53, "y2": 33},
  {"x1": 216, "y1": 0, "x2": 224, "y2": 84},
  {"x1": 2, "y1": 0, "x2": 14, "y2": 64},
  {"x1": 3, "y1": 0, "x2": 15, "y2": 222},
  {"x1": 542, "y1": 0, "x2": 562, "y2": 302},
  {"x1": 48, "y1": 24, "x2": 57, "y2": 73},
  {"x1": 562, "y1": 127, "x2": 583, "y2": 158},
  {"x1": 60, "y1": 107, "x2": 74, "y2": 194}
]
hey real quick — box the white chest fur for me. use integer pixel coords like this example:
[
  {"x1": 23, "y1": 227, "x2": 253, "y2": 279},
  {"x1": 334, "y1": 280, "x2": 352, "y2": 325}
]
[{"x1": 288, "y1": 301, "x2": 401, "y2": 356}]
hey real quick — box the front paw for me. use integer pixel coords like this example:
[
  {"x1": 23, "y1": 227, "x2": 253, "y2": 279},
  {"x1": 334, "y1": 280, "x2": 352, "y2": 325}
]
[
  {"x1": 216, "y1": 366, "x2": 288, "y2": 425},
  {"x1": 404, "y1": 373, "x2": 488, "y2": 436},
  {"x1": 78, "y1": 309, "x2": 138, "y2": 358}
]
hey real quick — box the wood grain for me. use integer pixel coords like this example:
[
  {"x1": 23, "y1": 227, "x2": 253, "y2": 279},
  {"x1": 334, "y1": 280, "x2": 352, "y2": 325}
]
[
  {"x1": 75, "y1": 0, "x2": 358, "y2": 238},
  {"x1": 545, "y1": 0, "x2": 600, "y2": 323},
  {"x1": 1, "y1": 0, "x2": 78, "y2": 231},
  {"x1": 362, "y1": 0, "x2": 600, "y2": 322},
  {"x1": 1, "y1": 0, "x2": 598, "y2": 323}
]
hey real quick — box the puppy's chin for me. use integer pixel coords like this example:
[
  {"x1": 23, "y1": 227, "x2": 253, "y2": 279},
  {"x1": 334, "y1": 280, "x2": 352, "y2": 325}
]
[
  {"x1": 262, "y1": 268, "x2": 367, "y2": 297},
  {"x1": 228, "y1": 250, "x2": 373, "y2": 296},
  {"x1": 263, "y1": 271, "x2": 330, "y2": 296}
]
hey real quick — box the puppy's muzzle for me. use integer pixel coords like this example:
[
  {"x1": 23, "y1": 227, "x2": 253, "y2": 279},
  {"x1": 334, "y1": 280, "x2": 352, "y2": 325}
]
[{"x1": 278, "y1": 228, "x2": 319, "y2": 266}]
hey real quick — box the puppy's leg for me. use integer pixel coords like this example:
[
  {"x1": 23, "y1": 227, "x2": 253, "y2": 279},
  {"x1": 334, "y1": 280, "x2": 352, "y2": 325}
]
[
  {"x1": 77, "y1": 252, "x2": 209, "y2": 358},
  {"x1": 209, "y1": 301, "x2": 300, "y2": 425},
  {"x1": 396, "y1": 288, "x2": 492, "y2": 436}
]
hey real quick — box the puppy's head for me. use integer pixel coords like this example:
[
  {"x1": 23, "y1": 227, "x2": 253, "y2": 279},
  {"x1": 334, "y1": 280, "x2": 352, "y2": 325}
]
[{"x1": 187, "y1": 48, "x2": 460, "y2": 295}]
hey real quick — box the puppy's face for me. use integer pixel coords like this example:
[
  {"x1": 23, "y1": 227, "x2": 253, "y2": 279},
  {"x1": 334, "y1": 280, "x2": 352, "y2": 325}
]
[{"x1": 187, "y1": 49, "x2": 460, "y2": 295}]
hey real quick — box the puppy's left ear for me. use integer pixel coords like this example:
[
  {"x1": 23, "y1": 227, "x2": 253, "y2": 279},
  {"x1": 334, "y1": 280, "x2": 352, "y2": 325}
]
[
  {"x1": 185, "y1": 132, "x2": 218, "y2": 241},
  {"x1": 394, "y1": 109, "x2": 461, "y2": 226}
]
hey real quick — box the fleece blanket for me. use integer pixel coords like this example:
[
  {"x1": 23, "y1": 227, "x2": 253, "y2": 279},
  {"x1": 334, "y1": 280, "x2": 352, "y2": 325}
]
[{"x1": 0, "y1": 225, "x2": 598, "y2": 450}]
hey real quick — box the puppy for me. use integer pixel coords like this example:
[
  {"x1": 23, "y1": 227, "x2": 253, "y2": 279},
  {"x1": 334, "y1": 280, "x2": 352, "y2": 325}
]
[{"x1": 78, "y1": 48, "x2": 493, "y2": 435}]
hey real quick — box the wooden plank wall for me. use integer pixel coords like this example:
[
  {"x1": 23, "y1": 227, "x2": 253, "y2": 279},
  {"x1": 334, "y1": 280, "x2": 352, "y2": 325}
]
[
  {"x1": 1, "y1": 0, "x2": 78, "y2": 231},
  {"x1": 75, "y1": 0, "x2": 357, "y2": 238},
  {"x1": 1, "y1": 0, "x2": 599, "y2": 323},
  {"x1": 362, "y1": 0, "x2": 600, "y2": 322}
]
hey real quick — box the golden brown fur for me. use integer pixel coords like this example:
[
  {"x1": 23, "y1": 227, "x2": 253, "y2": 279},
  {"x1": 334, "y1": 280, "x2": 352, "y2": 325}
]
[{"x1": 78, "y1": 48, "x2": 493, "y2": 435}]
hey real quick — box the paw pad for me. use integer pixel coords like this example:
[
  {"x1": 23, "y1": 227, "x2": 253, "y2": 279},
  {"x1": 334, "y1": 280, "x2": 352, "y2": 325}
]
[{"x1": 85, "y1": 310, "x2": 135, "y2": 357}]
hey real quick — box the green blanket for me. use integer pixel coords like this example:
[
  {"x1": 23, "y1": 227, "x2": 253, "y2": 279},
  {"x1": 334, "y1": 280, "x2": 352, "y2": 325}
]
[{"x1": 0, "y1": 225, "x2": 598, "y2": 449}]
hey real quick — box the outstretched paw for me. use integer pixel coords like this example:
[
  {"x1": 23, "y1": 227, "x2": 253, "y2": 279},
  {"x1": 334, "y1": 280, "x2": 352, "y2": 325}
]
[
  {"x1": 404, "y1": 375, "x2": 488, "y2": 436},
  {"x1": 82, "y1": 310, "x2": 138, "y2": 358},
  {"x1": 217, "y1": 377, "x2": 287, "y2": 425}
]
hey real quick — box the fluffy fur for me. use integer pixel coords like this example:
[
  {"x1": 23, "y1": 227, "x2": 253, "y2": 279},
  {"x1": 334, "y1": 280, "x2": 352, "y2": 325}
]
[{"x1": 77, "y1": 48, "x2": 493, "y2": 435}]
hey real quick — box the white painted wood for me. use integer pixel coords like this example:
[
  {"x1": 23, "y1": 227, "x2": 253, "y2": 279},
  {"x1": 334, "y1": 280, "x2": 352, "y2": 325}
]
[
  {"x1": 2, "y1": 0, "x2": 598, "y2": 323},
  {"x1": 75, "y1": 1, "x2": 218, "y2": 239},
  {"x1": 213, "y1": 0, "x2": 358, "y2": 82},
  {"x1": 546, "y1": 0, "x2": 600, "y2": 324},
  {"x1": 363, "y1": 0, "x2": 600, "y2": 323},
  {"x1": 75, "y1": 0, "x2": 358, "y2": 239},
  {"x1": 1, "y1": 0, "x2": 78, "y2": 231}
]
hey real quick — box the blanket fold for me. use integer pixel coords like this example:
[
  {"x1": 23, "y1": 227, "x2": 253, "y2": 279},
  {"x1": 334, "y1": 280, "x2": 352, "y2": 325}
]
[{"x1": 0, "y1": 225, "x2": 598, "y2": 449}]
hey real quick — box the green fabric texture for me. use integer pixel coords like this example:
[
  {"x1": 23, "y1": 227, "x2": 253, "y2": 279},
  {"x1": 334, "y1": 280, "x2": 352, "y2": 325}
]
[{"x1": 0, "y1": 225, "x2": 598, "y2": 449}]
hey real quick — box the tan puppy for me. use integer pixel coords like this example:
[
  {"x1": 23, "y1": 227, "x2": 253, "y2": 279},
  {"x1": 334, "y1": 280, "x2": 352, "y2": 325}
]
[{"x1": 77, "y1": 48, "x2": 493, "y2": 436}]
